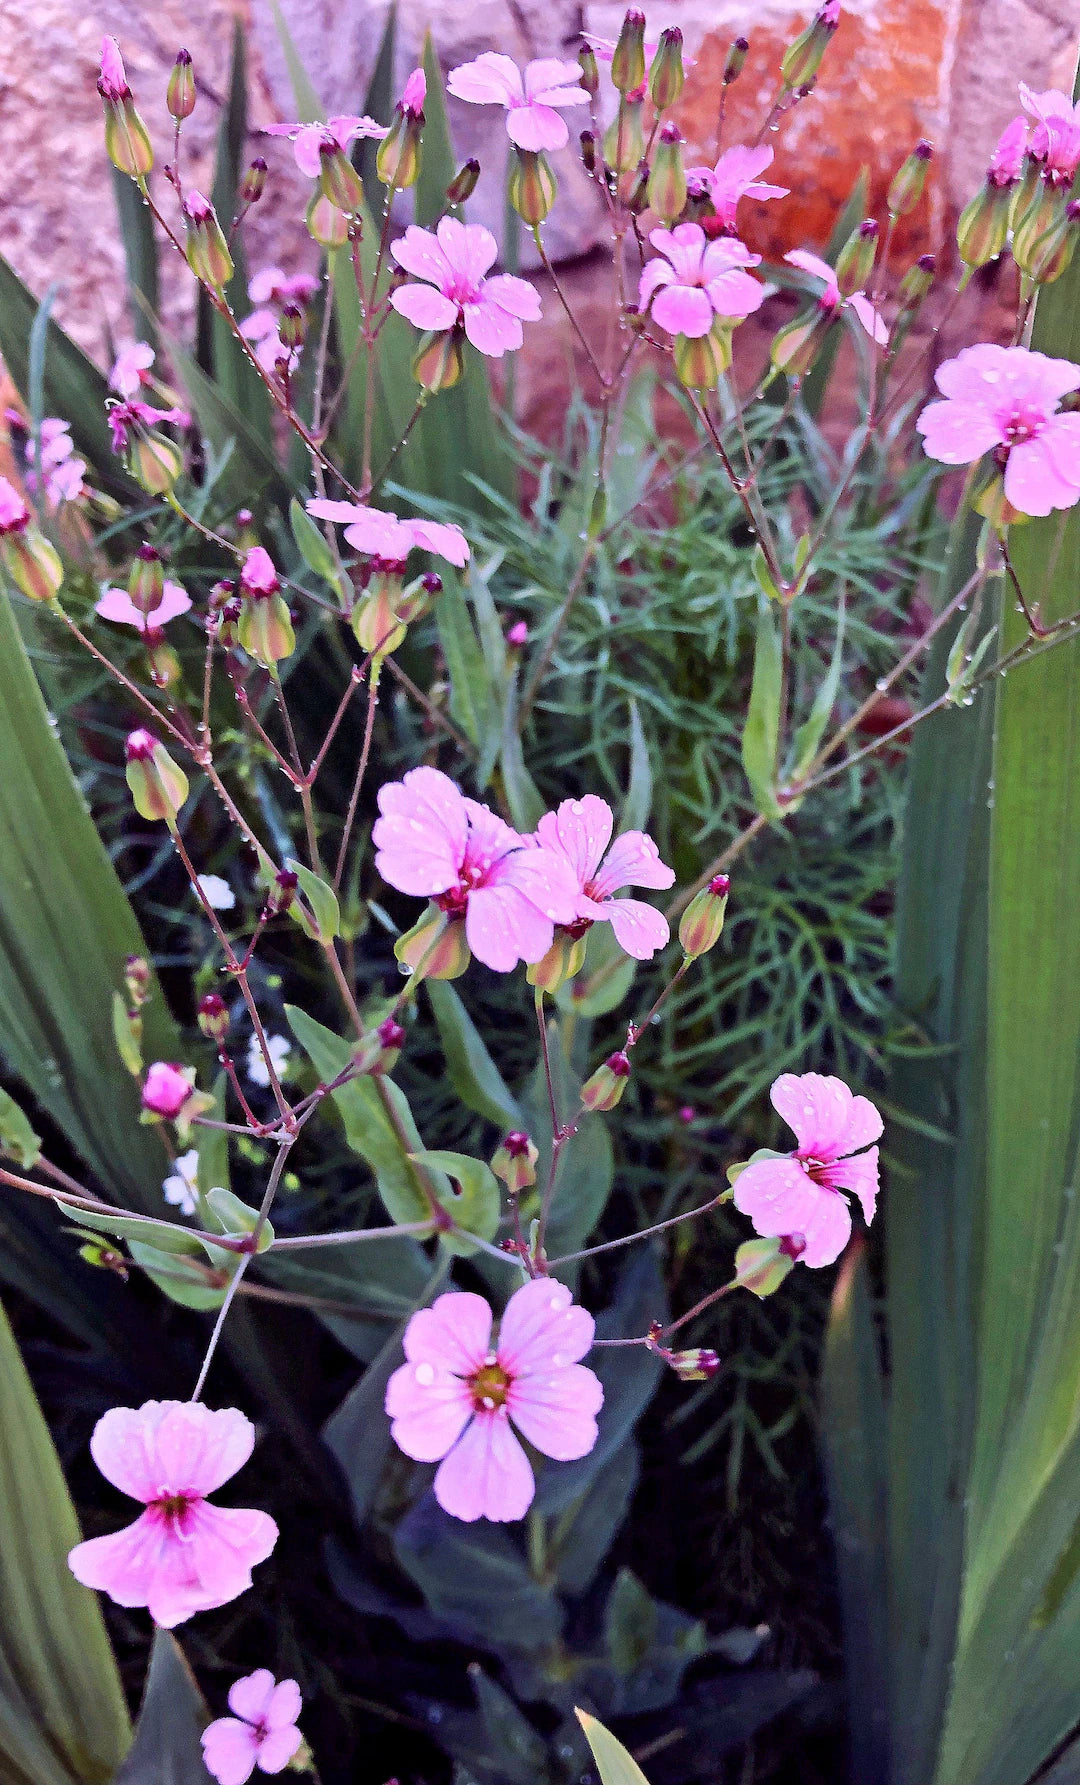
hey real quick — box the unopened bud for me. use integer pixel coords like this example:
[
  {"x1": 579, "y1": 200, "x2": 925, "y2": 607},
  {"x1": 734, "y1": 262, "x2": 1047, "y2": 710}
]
[
  {"x1": 145, "y1": 630, "x2": 181, "y2": 689},
  {"x1": 1010, "y1": 151, "x2": 1045, "y2": 229},
  {"x1": 167, "y1": 49, "x2": 196, "y2": 121},
  {"x1": 268, "y1": 869, "x2": 298, "y2": 916},
  {"x1": 1018, "y1": 197, "x2": 1080, "y2": 285},
  {"x1": 581, "y1": 1050, "x2": 631, "y2": 1112},
  {"x1": 492, "y1": 1130, "x2": 538, "y2": 1194},
  {"x1": 662, "y1": 1346, "x2": 721, "y2": 1381},
  {"x1": 102, "y1": 93, "x2": 154, "y2": 179},
  {"x1": 130, "y1": 543, "x2": 164, "y2": 615},
  {"x1": 578, "y1": 41, "x2": 600, "y2": 97},
  {"x1": 648, "y1": 123, "x2": 687, "y2": 222},
  {"x1": 611, "y1": 10, "x2": 647, "y2": 94},
  {"x1": 125, "y1": 955, "x2": 151, "y2": 1006},
  {"x1": 956, "y1": 178, "x2": 1013, "y2": 271},
  {"x1": 241, "y1": 157, "x2": 268, "y2": 204},
  {"x1": 509, "y1": 146, "x2": 557, "y2": 226},
  {"x1": 376, "y1": 107, "x2": 423, "y2": 191},
  {"x1": 130, "y1": 427, "x2": 184, "y2": 495},
  {"x1": 887, "y1": 139, "x2": 932, "y2": 217},
  {"x1": 771, "y1": 307, "x2": 831, "y2": 377},
  {"x1": 197, "y1": 991, "x2": 230, "y2": 1042},
  {"x1": 280, "y1": 304, "x2": 305, "y2": 351},
  {"x1": 898, "y1": 253, "x2": 935, "y2": 303},
  {"x1": 125, "y1": 729, "x2": 189, "y2": 824},
  {"x1": 580, "y1": 129, "x2": 598, "y2": 175},
  {"x1": 506, "y1": 619, "x2": 529, "y2": 649},
  {"x1": 394, "y1": 903, "x2": 470, "y2": 981},
  {"x1": 446, "y1": 158, "x2": 480, "y2": 205},
  {"x1": 527, "y1": 927, "x2": 589, "y2": 993},
  {"x1": 183, "y1": 189, "x2": 234, "y2": 290},
  {"x1": 604, "y1": 93, "x2": 646, "y2": 174},
  {"x1": 835, "y1": 218, "x2": 878, "y2": 296},
  {"x1": 412, "y1": 329, "x2": 464, "y2": 392},
  {"x1": 678, "y1": 873, "x2": 730, "y2": 958},
  {"x1": 141, "y1": 1060, "x2": 195, "y2": 1120},
  {"x1": 1012, "y1": 183, "x2": 1067, "y2": 277},
  {"x1": 624, "y1": 158, "x2": 651, "y2": 215},
  {"x1": 318, "y1": 139, "x2": 365, "y2": 214},
  {"x1": 353, "y1": 582, "x2": 406, "y2": 656},
  {"x1": 780, "y1": 2, "x2": 839, "y2": 92},
  {"x1": 649, "y1": 27, "x2": 685, "y2": 111},
  {"x1": 724, "y1": 36, "x2": 749, "y2": 84},
  {"x1": 238, "y1": 588, "x2": 295, "y2": 665},
  {"x1": 674, "y1": 321, "x2": 733, "y2": 389},
  {"x1": 0, "y1": 523, "x2": 63, "y2": 603},
  {"x1": 306, "y1": 191, "x2": 349, "y2": 248},
  {"x1": 733, "y1": 1234, "x2": 796, "y2": 1297}
]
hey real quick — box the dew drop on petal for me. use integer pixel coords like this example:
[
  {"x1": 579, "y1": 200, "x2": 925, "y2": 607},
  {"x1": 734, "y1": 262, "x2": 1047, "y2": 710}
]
[{"x1": 415, "y1": 1362, "x2": 436, "y2": 1385}]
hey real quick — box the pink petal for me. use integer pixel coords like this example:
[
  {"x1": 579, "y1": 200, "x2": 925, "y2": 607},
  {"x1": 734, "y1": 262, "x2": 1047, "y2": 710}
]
[
  {"x1": 639, "y1": 259, "x2": 675, "y2": 307},
  {"x1": 701, "y1": 237, "x2": 761, "y2": 279},
  {"x1": 436, "y1": 216, "x2": 498, "y2": 287},
  {"x1": 403, "y1": 1290, "x2": 494, "y2": 1373},
  {"x1": 934, "y1": 343, "x2": 1014, "y2": 403},
  {"x1": 408, "y1": 517, "x2": 471, "y2": 566},
  {"x1": 434, "y1": 1410, "x2": 536, "y2": 1521},
  {"x1": 498, "y1": 844, "x2": 581, "y2": 925},
  {"x1": 1041, "y1": 412, "x2": 1080, "y2": 488},
  {"x1": 258, "y1": 1727, "x2": 303, "y2": 1773},
  {"x1": 307, "y1": 498, "x2": 365, "y2": 525},
  {"x1": 651, "y1": 284, "x2": 714, "y2": 339},
  {"x1": 506, "y1": 103, "x2": 569, "y2": 153},
  {"x1": 155, "y1": 581, "x2": 193, "y2": 625},
  {"x1": 389, "y1": 284, "x2": 460, "y2": 333},
  {"x1": 179, "y1": 1500, "x2": 279, "y2": 1614},
  {"x1": 373, "y1": 766, "x2": 468, "y2": 896},
  {"x1": 342, "y1": 508, "x2": 410, "y2": 557},
  {"x1": 705, "y1": 267, "x2": 765, "y2": 320},
  {"x1": 150, "y1": 1401, "x2": 257, "y2": 1496},
  {"x1": 709, "y1": 142, "x2": 777, "y2": 194},
  {"x1": 69, "y1": 1513, "x2": 169, "y2": 1607},
  {"x1": 535, "y1": 795, "x2": 614, "y2": 889},
  {"x1": 508, "y1": 1362, "x2": 603, "y2": 1459},
  {"x1": 496, "y1": 1276, "x2": 595, "y2": 1374},
  {"x1": 266, "y1": 1679, "x2": 303, "y2": 1730},
  {"x1": 795, "y1": 1187, "x2": 853, "y2": 1268},
  {"x1": 228, "y1": 1670, "x2": 277, "y2": 1724},
  {"x1": 732, "y1": 1155, "x2": 820, "y2": 1238},
  {"x1": 447, "y1": 52, "x2": 524, "y2": 108},
  {"x1": 593, "y1": 829, "x2": 676, "y2": 895},
  {"x1": 202, "y1": 1718, "x2": 260, "y2": 1785},
  {"x1": 390, "y1": 225, "x2": 456, "y2": 289},
  {"x1": 247, "y1": 267, "x2": 287, "y2": 305},
  {"x1": 96, "y1": 587, "x2": 143, "y2": 630},
  {"x1": 847, "y1": 292, "x2": 888, "y2": 345},
  {"x1": 603, "y1": 896, "x2": 671, "y2": 960},
  {"x1": 466, "y1": 882, "x2": 554, "y2": 969},
  {"x1": 916, "y1": 399, "x2": 1002, "y2": 465},
  {"x1": 292, "y1": 125, "x2": 328, "y2": 179},
  {"x1": 770, "y1": 1072, "x2": 883, "y2": 1160},
  {"x1": 461, "y1": 797, "x2": 524, "y2": 861},
  {"x1": 485, "y1": 273, "x2": 543, "y2": 322},
  {"x1": 819, "y1": 1146, "x2": 880, "y2": 1226},
  {"x1": 386, "y1": 1361, "x2": 475, "y2": 1461},
  {"x1": 1003, "y1": 435, "x2": 1080, "y2": 516},
  {"x1": 463, "y1": 298, "x2": 522, "y2": 357},
  {"x1": 786, "y1": 249, "x2": 837, "y2": 295},
  {"x1": 523, "y1": 59, "x2": 589, "y2": 103}
]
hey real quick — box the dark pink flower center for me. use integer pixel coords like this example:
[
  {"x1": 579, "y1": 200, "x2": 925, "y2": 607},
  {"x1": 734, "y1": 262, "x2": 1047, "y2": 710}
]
[
  {"x1": 443, "y1": 277, "x2": 483, "y2": 306},
  {"x1": 469, "y1": 1357, "x2": 512, "y2": 1411},
  {"x1": 1003, "y1": 406, "x2": 1045, "y2": 446},
  {"x1": 152, "y1": 1491, "x2": 195, "y2": 1523},
  {"x1": 799, "y1": 1154, "x2": 836, "y2": 1186}
]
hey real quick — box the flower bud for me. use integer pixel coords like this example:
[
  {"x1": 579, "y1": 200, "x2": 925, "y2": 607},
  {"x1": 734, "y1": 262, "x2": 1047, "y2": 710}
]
[
  {"x1": 780, "y1": 2, "x2": 840, "y2": 92},
  {"x1": 732, "y1": 1235, "x2": 796, "y2": 1297},
  {"x1": 492, "y1": 1130, "x2": 538, "y2": 1194},
  {"x1": 131, "y1": 428, "x2": 184, "y2": 495},
  {"x1": 125, "y1": 954, "x2": 151, "y2": 1006},
  {"x1": 509, "y1": 147, "x2": 557, "y2": 226},
  {"x1": 887, "y1": 139, "x2": 932, "y2": 217},
  {"x1": 352, "y1": 582, "x2": 407, "y2": 656},
  {"x1": 1018, "y1": 198, "x2": 1080, "y2": 285},
  {"x1": 581, "y1": 1050, "x2": 631, "y2": 1113},
  {"x1": 1010, "y1": 151, "x2": 1045, "y2": 228},
  {"x1": 648, "y1": 123, "x2": 687, "y2": 222},
  {"x1": 167, "y1": 49, "x2": 196, "y2": 121},
  {"x1": 624, "y1": 158, "x2": 651, "y2": 215},
  {"x1": 317, "y1": 139, "x2": 365, "y2": 213},
  {"x1": 678, "y1": 873, "x2": 730, "y2": 959},
  {"x1": 238, "y1": 589, "x2": 295, "y2": 665},
  {"x1": 375, "y1": 1013, "x2": 406, "y2": 1069},
  {"x1": 649, "y1": 27, "x2": 685, "y2": 111},
  {"x1": 506, "y1": 619, "x2": 529, "y2": 649},
  {"x1": 580, "y1": 129, "x2": 598, "y2": 175},
  {"x1": 412, "y1": 329, "x2": 464, "y2": 392},
  {"x1": 125, "y1": 729, "x2": 189, "y2": 823},
  {"x1": 724, "y1": 36, "x2": 749, "y2": 84},
  {"x1": 306, "y1": 191, "x2": 349, "y2": 248},
  {"x1": 527, "y1": 927, "x2": 589, "y2": 993},
  {"x1": 956, "y1": 179, "x2": 1013, "y2": 272},
  {"x1": 1012, "y1": 184, "x2": 1068, "y2": 277},
  {"x1": 898, "y1": 253, "x2": 935, "y2": 304},
  {"x1": 183, "y1": 189, "x2": 234, "y2": 290},
  {"x1": 197, "y1": 991, "x2": 230, "y2": 1042},
  {"x1": 145, "y1": 630, "x2": 181, "y2": 689},
  {"x1": 611, "y1": 10, "x2": 647, "y2": 94},
  {"x1": 446, "y1": 158, "x2": 480, "y2": 206},
  {"x1": 141, "y1": 1060, "x2": 194, "y2": 1120},
  {"x1": 771, "y1": 307, "x2": 832, "y2": 377},
  {"x1": 604, "y1": 93, "x2": 646, "y2": 175},
  {"x1": 578, "y1": 41, "x2": 600, "y2": 97},
  {"x1": 268, "y1": 868, "x2": 298, "y2": 917},
  {"x1": 394, "y1": 903, "x2": 470, "y2": 981},
  {"x1": 376, "y1": 106, "x2": 424, "y2": 191},
  {"x1": 280, "y1": 304, "x2": 305, "y2": 351},
  {"x1": 241, "y1": 157, "x2": 268, "y2": 204},
  {"x1": 662, "y1": 1346, "x2": 721, "y2": 1381},
  {"x1": 835, "y1": 218, "x2": 878, "y2": 297},
  {"x1": 130, "y1": 542, "x2": 164, "y2": 615},
  {"x1": 0, "y1": 525, "x2": 63, "y2": 603},
  {"x1": 102, "y1": 89, "x2": 154, "y2": 179},
  {"x1": 674, "y1": 320, "x2": 733, "y2": 389}
]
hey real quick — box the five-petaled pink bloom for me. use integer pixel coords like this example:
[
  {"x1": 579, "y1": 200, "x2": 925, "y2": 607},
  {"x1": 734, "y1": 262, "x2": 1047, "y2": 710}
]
[
  {"x1": 141, "y1": 1060, "x2": 195, "y2": 1119},
  {"x1": 386, "y1": 1279, "x2": 603, "y2": 1522},
  {"x1": 97, "y1": 579, "x2": 191, "y2": 633},
  {"x1": 915, "y1": 344, "x2": 1080, "y2": 517},
  {"x1": 67, "y1": 1401, "x2": 278, "y2": 1628},
  {"x1": 1019, "y1": 83, "x2": 1080, "y2": 187},
  {"x1": 533, "y1": 795, "x2": 675, "y2": 961},
  {"x1": 264, "y1": 113, "x2": 387, "y2": 179},
  {"x1": 640, "y1": 224, "x2": 764, "y2": 338},
  {"x1": 447, "y1": 54, "x2": 588, "y2": 152},
  {"x1": 201, "y1": 1671, "x2": 303, "y2": 1785},
  {"x1": 687, "y1": 145, "x2": 788, "y2": 234},
  {"x1": 785, "y1": 249, "x2": 887, "y2": 345},
  {"x1": 307, "y1": 498, "x2": 469, "y2": 567},
  {"x1": 390, "y1": 218, "x2": 542, "y2": 358},
  {"x1": 373, "y1": 766, "x2": 579, "y2": 972},
  {"x1": 110, "y1": 340, "x2": 156, "y2": 399},
  {"x1": 733, "y1": 1072, "x2": 882, "y2": 1268}
]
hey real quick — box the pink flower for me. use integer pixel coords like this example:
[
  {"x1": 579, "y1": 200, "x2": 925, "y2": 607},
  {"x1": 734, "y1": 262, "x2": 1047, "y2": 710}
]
[
  {"x1": 25, "y1": 418, "x2": 87, "y2": 508},
  {"x1": 307, "y1": 498, "x2": 469, "y2": 567},
  {"x1": 915, "y1": 343, "x2": 1080, "y2": 517},
  {"x1": 202, "y1": 1672, "x2": 303, "y2": 1785},
  {"x1": 447, "y1": 54, "x2": 588, "y2": 152},
  {"x1": 732, "y1": 1072, "x2": 883, "y2": 1267},
  {"x1": 373, "y1": 766, "x2": 579, "y2": 972},
  {"x1": 239, "y1": 310, "x2": 291, "y2": 377},
  {"x1": 141, "y1": 1060, "x2": 194, "y2": 1118},
  {"x1": 264, "y1": 114, "x2": 387, "y2": 180},
  {"x1": 686, "y1": 145, "x2": 788, "y2": 232},
  {"x1": 640, "y1": 224, "x2": 764, "y2": 338},
  {"x1": 67, "y1": 1401, "x2": 278, "y2": 1628},
  {"x1": 386, "y1": 1279, "x2": 603, "y2": 1522},
  {"x1": 389, "y1": 218, "x2": 542, "y2": 358},
  {"x1": 110, "y1": 341, "x2": 155, "y2": 399},
  {"x1": 240, "y1": 546, "x2": 279, "y2": 596},
  {"x1": 533, "y1": 794, "x2": 675, "y2": 960},
  {"x1": 96, "y1": 579, "x2": 192, "y2": 633},
  {"x1": 99, "y1": 36, "x2": 129, "y2": 102},
  {"x1": 0, "y1": 477, "x2": 29, "y2": 534},
  {"x1": 107, "y1": 400, "x2": 190, "y2": 454},
  {"x1": 988, "y1": 115, "x2": 1028, "y2": 185},
  {"x1": 784, "y1": 249, "x2": 887, "y2": 345},
  {"x1": 401, "y1": 67, "x2": 426, "y2": 116},
  {"x1": 1019, "y1": 83, "x2": 1080, "y2": 185},
  {"x1": 819, "y1": 0, "x2": 842, "y2": 25},
  {"x1": 247, "y1": 267, "x2": 320, "y2": 308}
]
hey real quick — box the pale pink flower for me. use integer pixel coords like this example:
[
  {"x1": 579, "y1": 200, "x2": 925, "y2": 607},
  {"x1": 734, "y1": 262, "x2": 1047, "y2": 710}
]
[
  {"x1": 915, "y1": 343, "x2": 1080, "y2": 517},
  {"x1": 400, "y1": 67, "x2": 426, "y2": 117},
  {"x1": 373, "y1": 766, "x2": 579, "y2": 972},
  {"x1": 107, "y1": 400, "x2": 190, "y2": 454},
  {"x1": 784, "y1": 249, "x2": 887, "y2": 345},
  {"x1": 1019, "y1": 83, "x2": 1080, "y2": 185},
  {"x1": 686, "y1": 145, "x2": 788, "y2": 232},
  {"x1": 988, "y1": 115, "x2": 1028, "y2": 185},
  {"x1": 640, "y1": 224, "x2": 764, "y2": 338},
  {"x1": 733, "y1": 1072, "x2": 882, "y2": 1267},
  {"x1": 264, "y1": 114, "x2": 387, "y2": 180},
  {"x1": 25, "y1": 419, "x2": 87, "y2": 508},
  {"x1": 239, "y1": 310, "x2": 291, "y2": 377},
  {"x1": 389, "y1": 218, "x2": 542, "y2": 358},
  {"x1": 447, "y1": 53, "x2": 588, "y2": 152},
  {"x1": 307, "y1": 497, "x2": 469, "y2": 567},
  {"x1": 99, "y1": 36, "x2": 129, "y2": 101},
  {"x1": 533, "y1": 794, "x2": 675, "y2": 960},
  {"x1": 386, "y1": 1279, "x2": 603, "y2": 1522},
  {"x1": 110, "y1": 341, "x2": 156, "y2": 399},
  {"x1": 202, "y1": 1672, "x2": 303, "y2": 1785},
  {"x1": 0, "y1": 477, "x2": 30, "y2": 533},
  {"x1": 247, "y1": 267, "x2": 320, "y2": 308},
  {"x1": 240, "y1": 546, "x2": 279, "y2": 596},
  {"x1": 141, "y1": 1060, "x2": 194, "y2": 1118},
  {"x1": 67, "y1": 1401, "x2": 278, "y2": 1628},
  {"x1": 96, "y1": 578, "x2": 191, "y2": 633}
]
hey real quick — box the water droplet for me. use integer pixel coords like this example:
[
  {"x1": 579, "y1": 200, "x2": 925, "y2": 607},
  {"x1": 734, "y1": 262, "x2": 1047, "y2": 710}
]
[
  {"x1": 414, "y1": 1361, "x2": 435, "y2": 1385},
  {"x1": 874, "y1": 677, "x2": 888, "y2": 692}
]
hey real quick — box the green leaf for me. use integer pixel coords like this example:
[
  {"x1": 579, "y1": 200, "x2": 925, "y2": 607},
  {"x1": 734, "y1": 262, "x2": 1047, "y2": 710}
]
[
  {"x1": 0, "y1": 1087, "x2": 40, "y2": 1169},
  {"x1": 741, "y1": 597, "x2": 783, "y2": 819},
  {"x1": 52, "y1": 1199, "x2": 199, "y2": 1251},
  {"x1": 0, "y1": 1294, "x2": 130, "y2": 1785},
  {"x1": 113, "y1": 1630, "x2": 209, "y2": 1785},
  {"x1": 112, "y1": 991, "x2": 143, "y2": 1075},
  {"x1": 128, "y1": 1238, "x2": 230, "y2": 1311},
  {"x1": 410, "y1": 1148, "x2": 499, "y2": 1252},
  {"x1": 427, "y1": 980, "x2": 523, "y2": 1130},
  {"x1": 435, "y1": 571, "x2": 497, "y2": 749},
  {"x1": 394, "y1": 1492, "x2": 563, "y2": 1649},
  {"x1": 289, "y1": 496, "x2": 340, "y2": 583},
  {"x1": 575, "y1": 1710, "x2": 652, "y2": 1785},
  {"x1": 787, "y1": 590, "x2": 845, "y2": 783},
  {"x1": 605, "y1": 1567, "x2": 659, "y2": 1674},
  {"x1": 620, "y1": 700, "x2": 653, "y2": 833},
  {"x1": 355, "y1": 4, "x2": 397, "y2": 210},
  {"x1": 415, "y1": 32, "x2": 457, "y2": 227},
  {"x1": 287, "y1": 858, "x2": 341, "y2": 942},
  {"x1": 205, "y1": 1187, "x2": 274, "y2": 1251},
  {"x1": 112, "y1": 168, "x2": 159, "y2": 349}
]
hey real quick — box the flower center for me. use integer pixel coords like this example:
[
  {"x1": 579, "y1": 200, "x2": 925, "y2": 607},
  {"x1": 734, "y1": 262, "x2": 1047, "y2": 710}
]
[
  {"x1": 1003, "y1": 406, "x2": 1044, "y2": 446},
  {"x1": 469, "y1": 1359, "x2": 511, "y2": 1411},
  {"x1": 153, "y1": 1492, "x2": 194, "y2": 1521},
  {"x1": 444, "y1": 277, "x2": 482, "y2": 307},
  {"x1": 800, "y1": 1155, "x2": 832, "y2": 1185}
]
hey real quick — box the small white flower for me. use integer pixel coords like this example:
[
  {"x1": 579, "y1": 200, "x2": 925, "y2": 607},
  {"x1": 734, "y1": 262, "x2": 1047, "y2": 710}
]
[
  {"x1": 163, "y1": 1148, "x2": 200, "y2": 1216},
  {"x1": 196, "y1": 874, "x2": 236, "y2": 911},
  {"x1": 247, "y1": 1032, "x2": 291, "y2": 1087}
]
